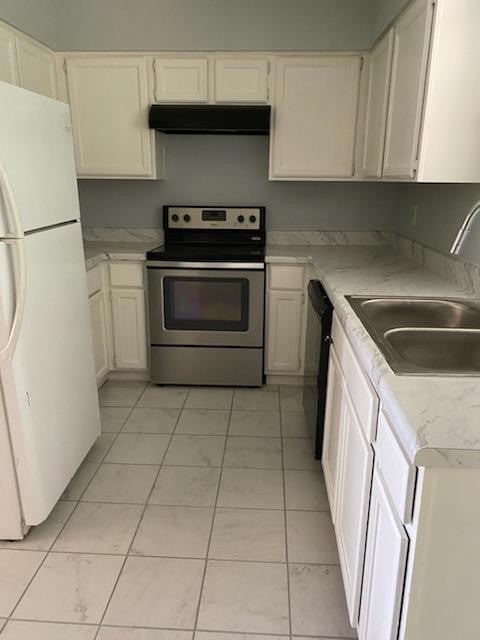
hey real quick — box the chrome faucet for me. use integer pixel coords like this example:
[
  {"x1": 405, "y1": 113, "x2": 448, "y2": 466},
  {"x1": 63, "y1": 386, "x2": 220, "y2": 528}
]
[{"x1": 450, "y1": 201, "x2": 480, "y2": 256}]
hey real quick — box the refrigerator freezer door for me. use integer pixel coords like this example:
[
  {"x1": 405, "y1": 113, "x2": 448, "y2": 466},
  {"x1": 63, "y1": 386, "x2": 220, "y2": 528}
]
[
  {"x1": 0, "y1": 81, "x2": 80, "y2": 237},
  {"x1": 0, "y1": 222, "x2": 100, "y2": 525}
]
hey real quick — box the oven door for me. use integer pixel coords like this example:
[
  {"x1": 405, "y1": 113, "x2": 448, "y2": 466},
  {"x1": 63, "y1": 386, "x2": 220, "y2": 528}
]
[{"x1": 147, "y1": 265, "x2": 265, "y2": 347}]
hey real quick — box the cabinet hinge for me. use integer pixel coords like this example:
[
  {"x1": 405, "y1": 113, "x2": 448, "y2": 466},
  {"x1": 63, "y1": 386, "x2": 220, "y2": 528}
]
[
  {"x1": 360, "y1": 56, "x2": 365, "y2": 71},
  {"x1": 297, "y1": 358, "x2": 302, "y2": 371},
  {"x1": 301, "y1": 292, "x2": 306, "y2": 304},
  {"x1": 63, "y1": 58, "x2": 67, "y2": 75}
]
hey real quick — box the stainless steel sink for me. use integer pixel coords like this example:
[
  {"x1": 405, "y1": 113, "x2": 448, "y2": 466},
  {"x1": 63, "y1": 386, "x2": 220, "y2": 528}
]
[{"x1": 346, "y1": 296, "x2": 480, "y2": 376}]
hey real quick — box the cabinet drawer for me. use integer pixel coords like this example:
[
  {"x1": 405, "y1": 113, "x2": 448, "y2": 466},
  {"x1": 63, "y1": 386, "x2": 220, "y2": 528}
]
[
  {"x1": 269, "y1": 264, "x2": 305, "y2": 291},
  {"x1": 109, "y1": 262, "x2": 144, "y2": 288},
  {"x1": 375, "y1": 410, "x2": 416, "y2": 523},
  {"x1": 331, "y1": 313, "x2": 378, "y2": 442},
  {"x1": 86, "y1": 265, "x2": 102, "y2": 297}
]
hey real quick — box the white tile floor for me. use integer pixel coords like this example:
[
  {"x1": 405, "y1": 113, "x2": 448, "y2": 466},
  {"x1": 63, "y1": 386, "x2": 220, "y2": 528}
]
[{"x1": 0, "y1": 381, "x2": 357, "y2": 639}]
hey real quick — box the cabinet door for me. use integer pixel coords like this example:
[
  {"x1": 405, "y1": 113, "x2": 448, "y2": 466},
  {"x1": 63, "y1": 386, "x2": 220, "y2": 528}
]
[
  {"x1": 16, "y1": 36, "x2": 57, "y2": 98},
  {"x1": 383, "y1": 0, "x2": 434, "y2": 178},
  {"x1": 358, "y1": 470, "x2": 409, "y2": 640},
  {"x1": 266, "y1": 290, "x2": 304, "y2": 372},
  {"x1": 335, "y1": 386, "x2": 374, "y2": 626},
  {"x1": 154, "y1": 57, "x2": 208, "y2": 102},
  {"x1": 270, "y1": 56, "x2": 362, "y2": 179},
  {"x1": 214, "y1": 57, "x2": 269, "y2": 103},
  {"x1": 89, "y1": 290, "x2": 110, "y2": 386},
  {"x1": 0, "y1": 23, "x2": 18, "y2": 84},
  {"x1": 322, "y1": 348, "x2": 344, "y2": 517},
  {"x1": 66, "y1": 56, "x2": 155, "y2": 178},
  {"x1": 111, "y1": 288, "x2": 147, "y2": 369},
  {"x1": 362, "y1": 30, "x2": 394, "y2": 178}
]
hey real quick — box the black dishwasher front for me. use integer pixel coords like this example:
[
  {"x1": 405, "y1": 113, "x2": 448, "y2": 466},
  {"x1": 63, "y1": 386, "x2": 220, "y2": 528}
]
[{"x1": 302, "y1": 280, "x2": 333, "y2": 459}]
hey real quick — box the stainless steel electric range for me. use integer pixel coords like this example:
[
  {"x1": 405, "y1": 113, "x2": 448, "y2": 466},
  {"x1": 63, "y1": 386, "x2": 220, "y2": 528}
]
[{"x1": 146, "y1": 205, "x2": 266, "y2": 387}]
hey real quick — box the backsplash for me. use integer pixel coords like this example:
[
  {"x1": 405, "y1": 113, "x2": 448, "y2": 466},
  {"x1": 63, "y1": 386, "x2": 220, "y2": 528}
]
[
  {"x1": 393, "y1": 234, "x2": 480, "y2": 297},
  {"x1": 82, "y1": 227, "x2": 164, "y2": 243},
  {"x1": 267, "y1": 230, "x2": 391, "y2": 246}
]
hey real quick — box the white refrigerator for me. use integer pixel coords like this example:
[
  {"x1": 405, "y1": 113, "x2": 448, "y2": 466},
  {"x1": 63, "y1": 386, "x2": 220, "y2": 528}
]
[{"x1": 0, "y1": 81, "x2": 100, "y2": 540}]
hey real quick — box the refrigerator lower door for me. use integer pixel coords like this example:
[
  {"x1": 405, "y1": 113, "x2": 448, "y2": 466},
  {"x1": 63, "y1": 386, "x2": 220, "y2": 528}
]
[{"x1": 0, "y1": 222, "x2": 100, "y2": 528}]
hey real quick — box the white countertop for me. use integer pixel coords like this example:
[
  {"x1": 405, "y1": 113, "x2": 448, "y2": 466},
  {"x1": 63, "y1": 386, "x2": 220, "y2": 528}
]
[
  {"x1": 267, "y1": 245, "x2": 480, "y2": 469},
  {"x1": 84, "y1": 240, "x2": 160, "y2": 270}
]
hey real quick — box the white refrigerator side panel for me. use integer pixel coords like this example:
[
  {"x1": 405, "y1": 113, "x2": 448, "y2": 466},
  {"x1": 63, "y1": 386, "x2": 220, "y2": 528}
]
[
  {"x1": 0, "y1": 81, "x2": 80, "y2": 237},
  {"x1": 3, "y1": 222, "x2": 100, "y2": 525}
]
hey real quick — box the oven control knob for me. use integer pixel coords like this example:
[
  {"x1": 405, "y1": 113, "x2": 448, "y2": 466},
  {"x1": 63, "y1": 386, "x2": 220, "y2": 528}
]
[
  {"x1": 237, "y1": 215, "x2": 245, "y2": 223},
  {"x1": 249, "y1": 215, "x2": 256, "y2": 223},
  {"x1": 183, "y1": 214, "x2": 191, "y2": 222},
  {"x1": 171, "y1": 214, "x2": 179, "y2": 222}
]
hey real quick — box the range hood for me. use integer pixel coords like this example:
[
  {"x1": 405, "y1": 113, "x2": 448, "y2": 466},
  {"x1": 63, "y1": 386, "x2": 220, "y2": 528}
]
[{"x1": 149, "y1": 104, "x2": 270, "y2": 135}]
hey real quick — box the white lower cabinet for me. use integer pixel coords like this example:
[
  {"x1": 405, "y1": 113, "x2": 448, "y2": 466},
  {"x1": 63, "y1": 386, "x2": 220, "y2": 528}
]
[
  {"x1": 322, "y1": 318, "x2": 377, "y2": 626},
  {"x1": 358, "y1": 469, "x2": 409, "y2": 640},
  {"x1": 89, "y1": 289, "x2": 110, "y2": 385},
  {"x1": 335, "y1": 386, "x2": 374, "y2": 625},
  {"x1": 265, "y1": 264, "x2": 307, "y2": 377},
  {"x1": 110, "y1": 288, "x2": 147, "y2": 369},
  {"x1": 87, "y1": 261, "x2": 148, "y2": 383},
  {"x1": 322, "y1": 348, "x2": 344, "y2": 516},
  {"x1": 266, "y1": 290, "x2": 304, "y2": 372}
]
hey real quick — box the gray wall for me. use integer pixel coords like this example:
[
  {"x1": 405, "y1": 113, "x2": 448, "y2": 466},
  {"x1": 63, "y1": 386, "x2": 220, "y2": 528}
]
[
  {"x1": 79, "y1": 135, "x2": 399, "y2": 230},
  {"x1": 370, "y1": 0, "x2": 409, "y2": 41},
  {"x1": 0, "y1": 0, "x2": 56, "y2": 47},
  {"x1": 53, "y1": 0, "x2": 372, "y2": 52},
  {"x1": 395, "y1": 184, "x2": 480, "y2": 265}
]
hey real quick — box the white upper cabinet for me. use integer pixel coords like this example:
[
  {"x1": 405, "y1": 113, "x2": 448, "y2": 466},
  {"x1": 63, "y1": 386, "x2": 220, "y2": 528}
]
[
  {"x1": 0, "y1": 23, "x2": 18, "y2": 84},
  {"x1": 383, "y1": 0, "x2": 434, "y2": 179},
  {"x1": 154, "y1": 57, "x2": 208, "y2": 102},
  {"x1": 362, "y1": 30, "x2": 394, "y2": 178},
  {"x1": 417, "y1": 0, "x2": 480, "y2": 182},
  {"x1": 269, "y1": 56, "x2": 362, "y2": 179},
  {"x1": 15, "y1": 35, "x2": 57, "y2": 99},
  {"x1": 65, "y1": 56, "x2": 156, "y2": 178},
  {"x1": 214, "y1": 57, "x2": 269, "y2": 103}
]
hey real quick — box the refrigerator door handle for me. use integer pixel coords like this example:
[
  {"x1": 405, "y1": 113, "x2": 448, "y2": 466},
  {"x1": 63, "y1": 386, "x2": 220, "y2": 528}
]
[
  {"x1": 0, "y1": 161, "x2": 24, "y2": 239},
  {"x1": 0, "y1": 239, "x2": 27, "y2": 362}
]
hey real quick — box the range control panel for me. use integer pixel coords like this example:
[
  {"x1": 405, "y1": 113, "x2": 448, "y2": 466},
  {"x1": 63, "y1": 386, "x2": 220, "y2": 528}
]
[{"x1": 165, "y1": 206, "x2": 263, "y2": 230}]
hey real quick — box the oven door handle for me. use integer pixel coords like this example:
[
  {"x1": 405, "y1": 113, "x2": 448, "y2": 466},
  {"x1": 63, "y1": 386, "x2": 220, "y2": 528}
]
[{"x1": 146, "y1": 260, "x2": 264, "y2": 270}]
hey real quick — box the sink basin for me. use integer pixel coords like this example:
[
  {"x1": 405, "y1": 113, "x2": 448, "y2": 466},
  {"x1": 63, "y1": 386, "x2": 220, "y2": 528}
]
[
  {"x1": 385, "y1": 328, "x2": 480, "y2": 375},
  {"x1": 346, "y1": 296, "x2": 480, "y2": 376},
  {"x1": 351, "y1": 297, "x2": 480, "y2": 329}
]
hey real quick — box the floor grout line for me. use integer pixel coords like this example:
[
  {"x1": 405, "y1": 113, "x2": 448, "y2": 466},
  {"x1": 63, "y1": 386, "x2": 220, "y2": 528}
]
[
  {"x1": 280, "y1": 400, "x2": 293, "y2": 638},
  {"x1": 191, "y1": 386, "x2": 235, "y2": 632},
  {"x1": 2, "y1": 383, "x2": 150, "y2": 629},
  {"x1": 91, "y1": 383, "x2": 188, "y2": 640},
  {"x1": 4, "y1": 384, "x2": 341, "y2": 637}
]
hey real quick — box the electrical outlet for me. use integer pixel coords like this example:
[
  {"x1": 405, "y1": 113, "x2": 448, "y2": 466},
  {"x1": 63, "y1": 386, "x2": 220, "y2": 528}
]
[{"x1": 410, "y1": 205, "x2": 418, "y2": 226}]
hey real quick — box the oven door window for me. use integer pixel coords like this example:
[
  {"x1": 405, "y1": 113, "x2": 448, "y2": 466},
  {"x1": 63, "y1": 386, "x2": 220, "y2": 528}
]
[{"x1": 163, "y1": 276, "x2": 249, "y2": 332}]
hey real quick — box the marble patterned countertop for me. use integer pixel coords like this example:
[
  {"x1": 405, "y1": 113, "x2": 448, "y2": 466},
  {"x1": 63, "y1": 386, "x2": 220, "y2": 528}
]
[
  {"x1": 84, "y1": 241, "x2": 160, "y2": 270},
  {"x1": 267, "y1": 245, "x2": 480, "y2": 469},
  {"x1": 82, "y1": 229, "x2": 480, "y2": 469}
]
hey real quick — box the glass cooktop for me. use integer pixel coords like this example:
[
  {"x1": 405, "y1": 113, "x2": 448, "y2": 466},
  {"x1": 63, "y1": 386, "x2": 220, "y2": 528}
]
[{"x1": 146, "y1": 243, "x2": 265, "y2": 263}]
